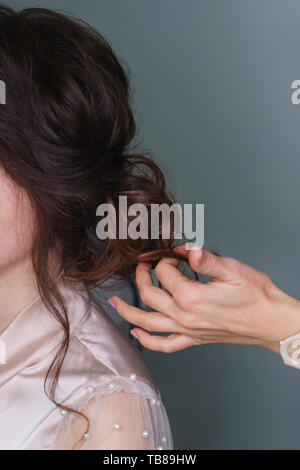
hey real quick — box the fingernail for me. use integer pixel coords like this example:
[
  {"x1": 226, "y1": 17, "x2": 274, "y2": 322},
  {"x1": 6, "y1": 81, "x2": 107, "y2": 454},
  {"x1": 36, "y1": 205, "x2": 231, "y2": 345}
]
[
  {"x1": 139, "y1": 262, "x2": 151, "y2": 270},
  {"x1": 108, "y1": 297, "x2": 116, "y2": 309},
  {"x1": 130, "y1": 329, "x2": 139, "y2": 339},
  {"x1": 185, "y1": 243, "x2": 203, "y2": 251}
]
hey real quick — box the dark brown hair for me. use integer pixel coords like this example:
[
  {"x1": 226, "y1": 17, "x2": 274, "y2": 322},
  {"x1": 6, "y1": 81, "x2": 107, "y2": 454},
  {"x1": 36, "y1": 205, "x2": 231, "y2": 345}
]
[{"x1": 0, "y1": 6, "x2": 182, "y2": 441}]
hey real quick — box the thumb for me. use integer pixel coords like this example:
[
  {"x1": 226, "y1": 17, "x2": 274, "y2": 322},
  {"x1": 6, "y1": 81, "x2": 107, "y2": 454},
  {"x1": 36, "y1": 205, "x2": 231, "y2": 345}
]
[{"x1": 187, "y1": 246, "x2": 230, "y2": 280}]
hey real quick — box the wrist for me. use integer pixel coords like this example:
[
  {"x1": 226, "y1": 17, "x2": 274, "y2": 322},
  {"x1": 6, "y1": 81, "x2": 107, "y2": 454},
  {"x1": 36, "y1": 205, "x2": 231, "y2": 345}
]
[{"x1": 263, "y1": 283, "x2": 300, "y2": 354}]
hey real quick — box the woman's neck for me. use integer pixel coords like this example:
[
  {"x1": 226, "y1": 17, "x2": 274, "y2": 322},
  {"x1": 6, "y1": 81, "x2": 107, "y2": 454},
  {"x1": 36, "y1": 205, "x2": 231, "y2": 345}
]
[
  {"x1": 0, "y1": 257, "x2": 39, "y2": 335},
  {"x1": 0, "y1": 250, "x2": 62, "y2": 335}
]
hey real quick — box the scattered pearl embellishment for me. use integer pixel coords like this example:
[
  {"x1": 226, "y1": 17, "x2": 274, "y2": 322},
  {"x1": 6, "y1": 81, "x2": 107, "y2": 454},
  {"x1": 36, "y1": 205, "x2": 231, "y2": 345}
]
[
  {"x1": 130, "y1": 373, "x2": 137, "y2": 381},
  {"x1": 83, "y1": 432, "x2": 90, "y2": 439},
  {"x1": 156, "y1": 400, "x2": 161, "y2": 406},
  {"x1": 142, "y1": 430, "x2": 149, "y2": 439},
  {"x1": 61, "y1": 409, "x2": 67, "y2": 415},
  {"x1": 151, "y1": 398, "x2": 157, "y2": 405},
  {"x1": 87, "y1": 386, "x2": 94, "y2": 393},
  {"x1": 161, "y1": 436, "x2": 167, "y2": 443},
  {"x1": 109, "y1": 382, "x2": 115, "y2": 389},
  {"x1": 113, "y1": 422, "x2": 121, "y2": 430},
  {"x1": 157, "y1": 446, "x2": 164, "y2": 450}
]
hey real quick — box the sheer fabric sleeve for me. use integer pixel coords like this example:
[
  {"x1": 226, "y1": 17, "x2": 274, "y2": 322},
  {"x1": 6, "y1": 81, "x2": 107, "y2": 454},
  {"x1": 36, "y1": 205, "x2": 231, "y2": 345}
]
[{"x1": 53, "y1": 377, "x2": 173, "y2": 450}]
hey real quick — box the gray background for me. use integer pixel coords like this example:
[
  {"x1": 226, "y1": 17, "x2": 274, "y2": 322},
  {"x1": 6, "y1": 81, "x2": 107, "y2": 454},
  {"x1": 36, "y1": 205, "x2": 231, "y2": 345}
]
[{"x1": 6, "y1": 0, "x2": 300, "y2": 449}]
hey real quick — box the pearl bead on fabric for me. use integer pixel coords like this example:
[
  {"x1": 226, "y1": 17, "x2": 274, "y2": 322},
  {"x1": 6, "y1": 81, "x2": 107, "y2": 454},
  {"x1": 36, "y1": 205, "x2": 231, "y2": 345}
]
[{"x1": 59, "y1": 377, "x2": 166, "y2": 447}]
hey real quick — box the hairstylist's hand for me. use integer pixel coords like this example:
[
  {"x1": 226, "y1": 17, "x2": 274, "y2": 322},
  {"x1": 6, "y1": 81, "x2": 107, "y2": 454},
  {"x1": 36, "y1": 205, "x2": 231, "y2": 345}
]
[{"x1": 108, "y1": 244, "x2": 300, "y2": 355}]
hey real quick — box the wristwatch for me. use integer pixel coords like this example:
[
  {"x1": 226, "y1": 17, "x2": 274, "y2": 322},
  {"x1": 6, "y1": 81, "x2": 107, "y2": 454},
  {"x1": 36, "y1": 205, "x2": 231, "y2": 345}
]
[{"x1": 280, "y1": 333, "x2": 300, "y2": 369}]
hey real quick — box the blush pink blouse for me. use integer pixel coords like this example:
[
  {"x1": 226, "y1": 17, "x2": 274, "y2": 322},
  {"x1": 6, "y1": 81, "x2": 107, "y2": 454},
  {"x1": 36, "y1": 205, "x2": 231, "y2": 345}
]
[{"x1": 0, "y1": 275, "x2": 173, "y2": 450}]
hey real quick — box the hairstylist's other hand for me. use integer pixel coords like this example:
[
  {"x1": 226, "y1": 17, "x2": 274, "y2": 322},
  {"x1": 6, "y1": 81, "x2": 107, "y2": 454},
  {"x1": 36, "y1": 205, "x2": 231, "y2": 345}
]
[{"x1": 108, "y1": 244, "x2": 300, "y2": 355}]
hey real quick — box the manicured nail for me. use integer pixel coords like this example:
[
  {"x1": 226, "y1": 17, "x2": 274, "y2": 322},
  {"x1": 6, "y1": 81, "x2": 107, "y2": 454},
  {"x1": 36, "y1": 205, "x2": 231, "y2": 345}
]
[
  {"x1": 130, "y1": 329, "x2": 139, "y2": 339},
  {"x1": 108, "y1": 297, "x2": 116, "y2": 308}
]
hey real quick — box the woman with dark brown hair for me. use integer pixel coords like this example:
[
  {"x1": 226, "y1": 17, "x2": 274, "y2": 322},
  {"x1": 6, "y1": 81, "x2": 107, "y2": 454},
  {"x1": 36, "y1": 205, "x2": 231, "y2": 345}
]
[{"x1": 0, "y1": 6, "x2": 175, "y2": 450}]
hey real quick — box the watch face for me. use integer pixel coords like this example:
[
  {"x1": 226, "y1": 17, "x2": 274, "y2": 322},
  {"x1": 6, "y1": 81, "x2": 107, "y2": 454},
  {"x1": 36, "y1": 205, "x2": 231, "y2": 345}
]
[{"x1": 281, "y1": 338, "x2": 300, "y2": 367}]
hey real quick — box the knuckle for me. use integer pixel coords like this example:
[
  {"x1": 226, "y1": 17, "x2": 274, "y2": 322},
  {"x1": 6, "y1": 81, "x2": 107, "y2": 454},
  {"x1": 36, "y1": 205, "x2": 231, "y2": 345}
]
[
  {"x1": 205, "y1": 252, "x2": 216, "y2": 271},
  {"x1": 260, "y1": 270, "x2": 272, "y2": 286},
  {"x1": 162, "y1": 341, "x2": 174, "y2": 354},
  {"x1": 175, "y1": 310, "x2": 194, "y2": 328},
  {"x1": 175, "y1": 288, "x2": 198, "y2": 310},
  {"x1": 139, "y1": 287, "x2": 151, "y2": 305},
  {"x1": 142, "y1": 317, "x2": 153, "y2": 332},
  {"x1": 174, "y1": 296, "x2": 187, "y2": 310},
  {"x1": 154, "y1": 261, "x2": 165, "y2": 279},
  {"x1": 261, "y1": 270, "x2": 270, "y2": 281},
  {"x1": 224, "y1": 257, "x2": 241, "y2": 272}
]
